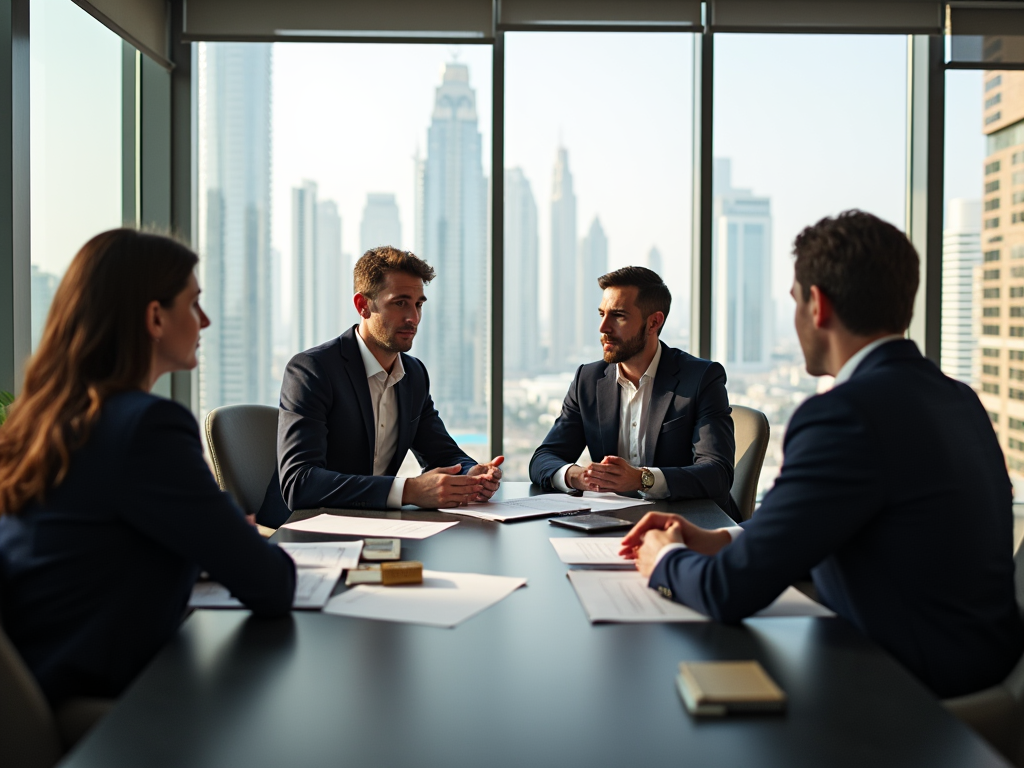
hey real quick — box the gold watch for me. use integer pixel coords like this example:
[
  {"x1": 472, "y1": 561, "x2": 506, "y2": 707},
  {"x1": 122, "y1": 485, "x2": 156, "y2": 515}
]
[{"x1": 640, "y1": 467, "x2": 656, "y2": 491}]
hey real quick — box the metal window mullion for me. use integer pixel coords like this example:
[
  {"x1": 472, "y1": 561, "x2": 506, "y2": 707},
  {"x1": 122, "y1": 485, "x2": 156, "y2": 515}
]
[
  {"x1": 691, "y1": 25, "x2": 713, "y2": 360},
  {"x1": 489, "y1": 9, "x2": 504, "y2": 461}
]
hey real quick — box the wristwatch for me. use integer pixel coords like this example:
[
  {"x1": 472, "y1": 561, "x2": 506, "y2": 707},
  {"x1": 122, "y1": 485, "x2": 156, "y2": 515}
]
[{"x1": 640, "y1": 467, "x2": 656, "y2": 492}]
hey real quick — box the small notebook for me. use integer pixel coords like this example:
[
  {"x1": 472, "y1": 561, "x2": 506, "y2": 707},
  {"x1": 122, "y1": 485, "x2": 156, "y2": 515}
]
[{"x1": 676, "y1": 661, "x2": 786, "y2": 716}]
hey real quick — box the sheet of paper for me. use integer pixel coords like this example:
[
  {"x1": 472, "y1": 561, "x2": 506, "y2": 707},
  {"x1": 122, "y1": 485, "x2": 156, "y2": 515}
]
[
  {"x1": 575, "y1": 491, "x2": 654, "y2": 513},
  {"x1": 549, "y1": 537, "x2": 632, "y2": 566},
  {"x1": 439, "y1": 495, "x2": 592, "y2": 522},
  {"x1": 567, "y1": 571, "x2": 836, "y2": 623},
  {"x1": 281, "y1": 513, "x2": 458, "y2": 540},
  {"x1": 323, "y1": 570, "x2": 527, "y2": 628},
  {"x1": 189, "y1": 563, "x2": 347, "y2": 610},
  {"x1": 280, "y1": 541, "x2": 364, "y2": 570}
]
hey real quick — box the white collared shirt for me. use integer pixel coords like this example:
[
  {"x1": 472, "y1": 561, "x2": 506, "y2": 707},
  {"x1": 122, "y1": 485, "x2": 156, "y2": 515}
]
[
  {"x1": 651, "y1": 334, "x2": 906, "y2": 571},
  {"x1": 553, "y1": 344, "x2": 669, "y2": 499},
  {"x1": 355, "y1": 329, "x2": 407, "y2": 508}
]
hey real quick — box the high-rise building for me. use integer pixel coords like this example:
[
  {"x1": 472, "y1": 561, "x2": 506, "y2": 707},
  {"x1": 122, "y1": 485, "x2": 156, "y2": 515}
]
[
  {"x1": 196, "y1": 43, "x2": 273, "y2": 414},
  {"x1": 292, "y1": 180, "x2": 318, "y2": 352},
  {"x1": 504, "y1": 167, "x2": 540, "y2": 376},
  {"x1": 576, "y1": 216, "x2": 607, "y2": 353},
  {"x1": 941, "y1": 198, "x2": 982, "y2": 385},
  {"x1": 317, "y1": 200, "x2": 343, "y2": 343},
  {"x1": 550, "y1": 146, "x2": 577, "y2": 368},
  {"x1": 646, "y1": 246, "x2": 663, "y2": 277},
  {"x1": 30, "y1": 265, "x2": 59, "y2": 350},
  {"x1": 360, "y1": 193, "x2": 402, "y2": 255},
  {"x1": 415, "y1": 62, "x2": 488, "y2": 429},
  {"x1": 975, "y1": 67, "x2": 1024, "y2": 481},
  {"x1": 711, "y1": 157, "x2": 772, "y2": 371}
]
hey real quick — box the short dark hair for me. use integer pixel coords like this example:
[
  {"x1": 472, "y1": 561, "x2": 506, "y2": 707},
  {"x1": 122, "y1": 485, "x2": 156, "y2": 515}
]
[
  {"x1": 793, "y1": 210, "x2": 919, "y2": 336},
  {"x1": 353, "y1": 246, "x2": 435, "y2": 300},
  {"x1": 597, "y1": 266, "x2": 671, "y2": 335}
]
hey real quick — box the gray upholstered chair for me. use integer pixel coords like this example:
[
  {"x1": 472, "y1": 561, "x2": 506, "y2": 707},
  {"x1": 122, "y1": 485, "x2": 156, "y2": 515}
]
[
  {"x1": 943, "y1": 541, "x2": 1024, "y2": 766},
  {"x1": 204, "y1": 404, "x2": 280, "y2": 528},
  {"x1": 729, "y1": 405, "x2": 770, "y2": 521}
]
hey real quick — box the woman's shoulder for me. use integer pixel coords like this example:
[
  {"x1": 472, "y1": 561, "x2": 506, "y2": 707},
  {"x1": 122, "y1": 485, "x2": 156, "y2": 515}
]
[{"x1": 100, "y1": 390, "x2": 198, "y2": 437}]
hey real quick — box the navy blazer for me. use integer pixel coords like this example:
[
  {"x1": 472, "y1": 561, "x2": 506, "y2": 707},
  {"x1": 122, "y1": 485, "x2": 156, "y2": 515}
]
[
  {"x1": 266, "y1": 326, "x2": 477, "y2": 523},
  {"x1": 0, "y1": 391, "x2": 296, "y2": 705},
  {"x1": 529, "y1": 343, "x2": 737, "y2": 517},
  {"x1": 650, "y1": 340, "x2": 1024, "y2": 698}
]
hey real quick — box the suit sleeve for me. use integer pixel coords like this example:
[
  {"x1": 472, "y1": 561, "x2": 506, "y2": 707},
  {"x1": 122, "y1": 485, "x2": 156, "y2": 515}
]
[
  {"x1": 649, "y1": 391, "x2": 882, "y2": 622},
  {"x1": 122, "y1": 399, "x2": 295, "y2": 617},
  {"x1": 529, "y1": 366, "x2": 588, "y2": 489},
  {"x1": 408, "y1": 364, "x2": 477, "y2": 474},
  {"x1": 278, "y1": 352, "x2": 394, "y2": 510},
  {"x1": 659, "y1": 362, "x2": 735, "y2": 504}
]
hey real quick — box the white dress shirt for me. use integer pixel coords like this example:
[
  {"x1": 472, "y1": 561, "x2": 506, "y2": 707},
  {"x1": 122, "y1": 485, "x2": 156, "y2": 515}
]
[
  {"x1": 553, "y1": 343, "x2": 669, "y2": 498},
  {"x1": 355, "y1": 330, "x2": 407, "y2": 509},
  {"x1": 651, "y1": 334, "x2": 906, "y2": 569}
]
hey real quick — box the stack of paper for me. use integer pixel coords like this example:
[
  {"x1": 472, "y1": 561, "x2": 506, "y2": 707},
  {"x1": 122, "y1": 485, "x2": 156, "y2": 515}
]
[
  {"x1": 439, "y1": 495, "x2": 592, "y2": 522},
  {"x1": 190, "y1": 540, "x2": 364, "y2": 610},
  {"x1": 281, "y1": 514, "x2": 458, "y2": 539}
]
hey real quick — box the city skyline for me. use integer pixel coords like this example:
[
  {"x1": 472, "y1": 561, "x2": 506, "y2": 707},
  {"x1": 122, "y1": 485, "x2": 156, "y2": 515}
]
[{"x1": 940, "y1": 197, "x2": 981, "y2": 385}]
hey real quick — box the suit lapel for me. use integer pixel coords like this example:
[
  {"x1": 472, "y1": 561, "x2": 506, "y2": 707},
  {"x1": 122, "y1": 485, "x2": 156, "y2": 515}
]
[
  {"x1": 340, "y1": 329, "x2": 376, "y2": 457},
  {"x1": 596, "y1": 365, "x2": 620, "y2": 459},
  {"x1": 644, "y1": 345, "x2": 679, "y2": 466}
]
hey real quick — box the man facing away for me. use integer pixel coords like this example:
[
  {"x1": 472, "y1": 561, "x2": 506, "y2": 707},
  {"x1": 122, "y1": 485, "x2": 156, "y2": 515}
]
[
  {"x1": 529, "y1": 267, "x2": 738, "y2": 520},
  {"x1": 620, "y1": 211, "x2": 1024, "y2": 698},
  {"x1": 257, "y1": 246, "x2": 502, "y2": 527}
]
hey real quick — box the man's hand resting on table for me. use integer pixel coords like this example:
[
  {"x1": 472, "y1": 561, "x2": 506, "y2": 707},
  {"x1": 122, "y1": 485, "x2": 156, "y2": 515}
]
[
  {"x1": 565, "y1": 456, "x2": 642, "y2": 493},
  {"x1": 402, "y1": 465, "x2": 484, "y2": 508},
  {"x1": 466, "y1": 455, "x2": 504, "y2": 502},
  {"x1": 618, "y1": 512, "x2": 734, "y2": 578}
]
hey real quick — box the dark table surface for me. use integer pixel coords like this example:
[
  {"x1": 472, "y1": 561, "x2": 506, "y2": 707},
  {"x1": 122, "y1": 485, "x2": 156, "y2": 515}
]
[{"x1": 60, "y1": 483, "x2": 1008, "y2": 767}]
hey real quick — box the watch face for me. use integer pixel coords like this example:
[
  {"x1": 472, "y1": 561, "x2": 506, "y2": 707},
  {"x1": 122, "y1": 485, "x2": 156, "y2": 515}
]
[{"x1": 642, "y1": 469, "x2": 655, "y2": 489}]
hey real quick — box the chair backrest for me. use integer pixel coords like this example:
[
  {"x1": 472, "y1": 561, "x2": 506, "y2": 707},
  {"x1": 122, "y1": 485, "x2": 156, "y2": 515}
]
[
  {"x1": 0, "y1": 619, "x2": 63, "y2": 768},
  {"x1": 730, "y1": 405, "x2": 770, "y2": 521},
  {"x1": 204, "y1": 404, "x2": 280, "y2": 517}
]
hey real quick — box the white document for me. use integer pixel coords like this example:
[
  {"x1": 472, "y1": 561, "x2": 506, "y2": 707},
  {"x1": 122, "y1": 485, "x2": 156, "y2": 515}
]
[
  {"x1": 575, "y1": 492, "x2": 654, "y2": 513},
  {"x1": 549, "y1": 537, "x2": 632, "y2": 566},
  {"x1": 322, "y1": 570, "x2": 527, "y2": 628},
  {"x1": 567, "y1": 570, "x2": 836, "y2": 623},
  {"x1": 281, "y1": 513, "x2": 458, "y2": 540},
  {"x1": 280, "y1": 541, "x2": 364, "y2": 570},
  {"x1": 439, "y1": 495, "x2": 592, "y2": 522}
]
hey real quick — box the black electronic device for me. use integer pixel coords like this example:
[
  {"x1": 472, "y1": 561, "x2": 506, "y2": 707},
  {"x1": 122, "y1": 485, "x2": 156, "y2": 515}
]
[{"x1": 549, "y1": 514, "x2": 634, "y2": 533}]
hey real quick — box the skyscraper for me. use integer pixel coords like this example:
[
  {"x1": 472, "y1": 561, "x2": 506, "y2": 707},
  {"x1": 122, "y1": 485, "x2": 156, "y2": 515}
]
[
  {"x1": 292, "y1": 180, "x2": 318, "y2": 352},
  {"x1": 549, "y1": 146, "x2": 577, "y2": 368},
  {"x1": 197, "y1": 43, "x2": 273, "y2": 414},
  {"x1": 646, "y1": 246, "x2": 663, "y2": 276},
  {"x1": 30, "y1": 265, "x2": 59, "y2": 351},
  {"x1": 940, "y1": 198, "x2": 982, "y2": 385},
  {"x1": 576, "y1": 216, "x2": 607, "y2": 353},
  {"x1": 504, "y1": 167, "x2": 540, "y2": 376},
  {"x1": 360, "y1": 193, "x2": 402, "y2": 254},
  {"x1": 711, "y1": 158, "x2": 772, "y2": 371},
  {"x1": 415, "y1": 62, "x2": 488, "y2": 429},
  {"x1": 316, "y1": 200, "x2": 343, "y2": 343}
]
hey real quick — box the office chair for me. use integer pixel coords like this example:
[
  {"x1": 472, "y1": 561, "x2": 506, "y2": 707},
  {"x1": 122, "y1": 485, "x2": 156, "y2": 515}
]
[
  {"x1": 205, "y1": 404, "x2": 280, "y2": 530},
  {"x1": 943, "y1": 540, "x2": 1024, "y2": 766},
  {"x1": 730, "y1": 405, "x2": 770, "y2": 521}
]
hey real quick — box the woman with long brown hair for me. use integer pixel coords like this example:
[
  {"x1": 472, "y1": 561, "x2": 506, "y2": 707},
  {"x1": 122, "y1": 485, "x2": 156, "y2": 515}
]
[{"x1": 0, "y1": 229, "x2": 295, "y2": 706}]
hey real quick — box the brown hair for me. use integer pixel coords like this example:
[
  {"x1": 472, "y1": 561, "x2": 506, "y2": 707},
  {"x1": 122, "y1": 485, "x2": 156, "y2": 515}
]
[
  {"x1": 793, "y1": 210, "x2": 919, "y2": 335},
  {"x1": 353, "y1": 246, "x2": 435, "y2": 300},
  {"x1": 0, "y1": 229, "x2": 198, "y2": 515},
  {"x1": 597, "y1": 266, "x2": 672, "y2": 335}
]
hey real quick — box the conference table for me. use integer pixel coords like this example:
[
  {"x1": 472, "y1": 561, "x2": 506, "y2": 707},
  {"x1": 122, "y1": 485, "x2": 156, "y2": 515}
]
[{"x1": 60, "y1": 483, "x2": 1008, "y2": 767}]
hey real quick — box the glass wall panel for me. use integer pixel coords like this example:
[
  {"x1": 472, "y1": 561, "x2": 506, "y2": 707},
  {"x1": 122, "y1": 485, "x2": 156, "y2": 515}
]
[
  {"x1": 196, "y1": 43, "x2": 492, "y2": 465},
  {"x1": 30, "y1": 0, "x2": 123, "y2": 350},
  {"x1": 713, "y1": 34, "x2": 907, "y2": 499},
  {"x1": 503, "y1": 32, "x2": 693, "y2": 480}
]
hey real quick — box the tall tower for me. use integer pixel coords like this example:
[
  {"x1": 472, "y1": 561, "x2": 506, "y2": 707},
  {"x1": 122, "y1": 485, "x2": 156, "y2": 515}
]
[
  {"x1": 940, "y1": 198, "x2": 982, "y2": 385},
  {"x1": 416, "y1": 62, "x2": 488, "y2": 430},
  {"x1": 504, "y1": 167, "x2": 540, "y2": 376},
  {"x1": 316, "y1": 200, "x2": 343, "y2": 342},
  {"x1": 360, "y1": 193, "x2": 403, "y2": 254},
  {"x1": 197, "y1": 43, "x2": 273, "y2": 413},
  {"x1": 711, "y1": 158, "x2": 772, "y2": 371},
  {"x1": 292, "y1": 180, "x2": 318, "y2": 352},
  {"x1": 576, "y1": 216, "x2": 608, "y2": 354},
  {"x1": 646, "y1": 246, "x2": 663, "y2": 276},
  {"x1": 549, "y1": 147, "x2": 577, "y2": 368}
]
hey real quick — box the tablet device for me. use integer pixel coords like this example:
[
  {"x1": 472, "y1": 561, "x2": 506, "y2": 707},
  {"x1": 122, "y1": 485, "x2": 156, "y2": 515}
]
[{"x1": 549, "y1": 514, "x2": 633, "y2": 533}]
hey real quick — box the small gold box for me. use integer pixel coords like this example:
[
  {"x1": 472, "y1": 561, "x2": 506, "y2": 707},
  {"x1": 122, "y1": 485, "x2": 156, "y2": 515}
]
[{"x1": 381, "y1": 561, "x2": 423, "y2": 586}]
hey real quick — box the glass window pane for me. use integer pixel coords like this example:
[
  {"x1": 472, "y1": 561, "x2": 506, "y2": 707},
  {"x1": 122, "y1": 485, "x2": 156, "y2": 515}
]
[
  {"x1": 30, "y1": 0, "x2": 122, "y2": 350},
  {"x1": 503, "y1": 32, "x2": 694, "y2": 480},
  {"x1": 196, "y1": 43, "x2": 492, "y2": 464},
  {"x1": 713, "y1": 34, "x2": 907, "y2": 499}
]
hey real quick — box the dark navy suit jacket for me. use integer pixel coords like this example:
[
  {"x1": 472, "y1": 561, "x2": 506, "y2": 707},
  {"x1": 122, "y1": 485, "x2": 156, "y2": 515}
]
[
  {"x1": 529, "y1": 343, "x2": 737, "y2": 517},
  {"x1": 650, "y1": 340, "x2": 1024, "y2": 698},
  {"x1": 0, "y1": 391, "x2": 296, "y2": 705},
  {"x1": 264, "y1": 326, "x2": 476, "y2": 524}
]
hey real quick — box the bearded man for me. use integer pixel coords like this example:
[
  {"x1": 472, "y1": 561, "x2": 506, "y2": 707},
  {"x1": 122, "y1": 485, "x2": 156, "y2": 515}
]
[{"x1": 529, "y1": 266, "x2": 738, "y2": 520}]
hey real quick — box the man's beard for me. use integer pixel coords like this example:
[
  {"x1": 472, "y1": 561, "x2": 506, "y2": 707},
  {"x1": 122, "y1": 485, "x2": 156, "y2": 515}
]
[
  {"x1": 602, "y1": 325, "x2": 647, "y2": 364},
  {"x1": 368, "y1": 322, "x2": 415, "y2": 353}
]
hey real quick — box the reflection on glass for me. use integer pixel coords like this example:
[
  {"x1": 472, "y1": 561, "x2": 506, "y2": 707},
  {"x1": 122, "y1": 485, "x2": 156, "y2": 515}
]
[{"x1": 29, "y1": 0, "x2": 122, "y2": 350}]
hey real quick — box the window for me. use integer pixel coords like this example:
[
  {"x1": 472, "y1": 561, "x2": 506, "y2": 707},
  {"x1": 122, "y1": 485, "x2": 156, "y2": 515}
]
[
  {"x1": 1012, "y1": 327, "x2": 1024, "y2": 337},
  {"x1": 985, "y1": 198, "x2": 1001, "y2": 211},
  {"x1": 1008, "y1": 387, "x2": 1024, "y2": 400},
  {"x1": 984, "y1": 325, "x2": 1001, "y2": 335},
  {"x1": 30, "y1": 0, "x2": 123, "y2": 350},
  {"x1": 502, "y1": 33, "x2": 692, "y2": 479},
  {"x1": 985, "y1": 249, "x2": 1001, "y2": 261},
  {"x1": 1012, "y1": 350, "x2": 1024, "y2": 360},
  {"x1": 1015, "y1": 267, "x2": 1024, "y2": 278},
  {"x1": 984, "y1": 347, "x2": 1001, "y2": 357},
  {"x1": 1015, "y1": 171, "x2": 1024, "y2": 186},
  {"x1": 1014, "y1": 192, "x2": 1024, "y2": 205},
  {"x1": 1015, "y1": 151, "x2": 1024, "y2": 165},
  {"x1": 1011, "y1": 368, "x2": 1024, "y2": 380},
  {"x1": 987, "y1": 161, "x2": 1002, "y2": 174},
  {"x1": 986, "y1": 75, "x2": 1002, "y2": 92},
  {"x1": 1012, "y1": 307, "x2": 1024, "y2": 317},
  {"x1": 983, "y1": 364, "x2": 1000, "y2": 375},
  {"x1": 1010, "y1": 438, "x2": 1024, "y2": 451},
  {"x1": 986, "y1": 180, "x2": 1000, "y2": 193},
  {"x1": 985, "y1": 287, "x2": 1001, "y2": 298},
  {"x1": 985, "y1": 382, "x2": 1002, "y2": 394},
  {"x1": 1010, "y1": 417, "x2": 1024, "y2": 430},
  {"x1": 986, "y1": 217, "x2": 1001, "y2": 229},
  {"x1": 1014, "y1": 212, "x2": 1024, "y2": 224},
  {"x1": 986, "y1": 93, "x2": 1003, "y2": 110},
  {"x1": 986, "y1": 112, "x2": 1003, "y2": 126},
  {"x1": 992, "y1": 411, "x2": 1002, "y2": 424},
  {"x1": 984, "y1": 307, "x2": 1001, "y2": 317},
  {"x1": 986, "y1": 269, "x2": 1002, "y2": 279}
]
